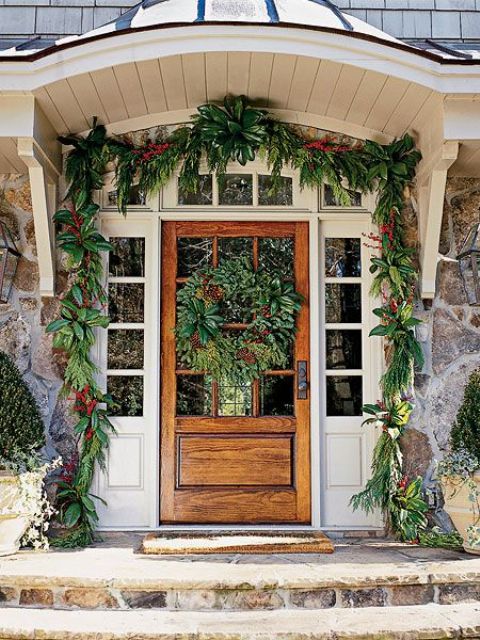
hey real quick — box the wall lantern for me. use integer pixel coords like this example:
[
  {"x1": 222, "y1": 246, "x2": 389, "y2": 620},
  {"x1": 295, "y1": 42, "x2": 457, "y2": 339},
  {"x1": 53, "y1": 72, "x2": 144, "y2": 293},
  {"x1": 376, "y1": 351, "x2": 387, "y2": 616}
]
[
  {"x1": 0, "y1": 221, "x2": 20, "y2": 303},
  {"x1": 457, "y1": 222, "x2": 480, "y2": 305}
]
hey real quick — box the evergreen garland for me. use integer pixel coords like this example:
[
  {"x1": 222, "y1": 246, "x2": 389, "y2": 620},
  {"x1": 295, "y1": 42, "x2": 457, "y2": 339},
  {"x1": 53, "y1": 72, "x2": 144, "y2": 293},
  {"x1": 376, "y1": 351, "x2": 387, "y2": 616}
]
[{"x1": 48, "y1": 96, "x2": 427, "y2": 546}]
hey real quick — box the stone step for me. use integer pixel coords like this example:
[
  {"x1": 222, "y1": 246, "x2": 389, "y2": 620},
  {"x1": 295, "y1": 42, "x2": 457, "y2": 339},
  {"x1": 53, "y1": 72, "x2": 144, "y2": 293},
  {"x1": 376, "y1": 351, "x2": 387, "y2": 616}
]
[
  {"x1": 0, "y1": 603, "x2": 479, "y2": 639},
  {"x1": 1, "y1": 548, "x2": 480, "y2": 611}
]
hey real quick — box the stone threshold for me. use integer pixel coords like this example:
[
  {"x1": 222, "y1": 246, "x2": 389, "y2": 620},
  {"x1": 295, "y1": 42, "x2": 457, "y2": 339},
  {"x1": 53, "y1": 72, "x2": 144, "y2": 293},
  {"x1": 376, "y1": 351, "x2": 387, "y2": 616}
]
[
  {"x1": 0, "y1": 546, "x2": 480, "y2": 611},
  {"x1": 0, "y1": 603, "x2": 479, "y2": 639}
]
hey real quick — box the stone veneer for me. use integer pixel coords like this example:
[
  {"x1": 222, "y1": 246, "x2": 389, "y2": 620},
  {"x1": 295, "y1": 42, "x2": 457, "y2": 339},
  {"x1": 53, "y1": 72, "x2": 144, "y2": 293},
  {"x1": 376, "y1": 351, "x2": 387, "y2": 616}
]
[
  {"x1": 406, "y1": 177, "x2": 480, "y2": 521},
  {"x1": 0, "y1": 171, "x2": 479, "y2": 526},
  {"x1": 0, "y1": 174, "x2": 76, "y2": 466}
]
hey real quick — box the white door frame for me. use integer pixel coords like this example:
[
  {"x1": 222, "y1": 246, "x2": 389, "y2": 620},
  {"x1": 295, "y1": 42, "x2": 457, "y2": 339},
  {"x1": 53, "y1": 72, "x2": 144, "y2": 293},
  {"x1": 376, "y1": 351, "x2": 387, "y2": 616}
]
[{"x1": 94, "y1": 169, "x2": 383, "y2": 531}]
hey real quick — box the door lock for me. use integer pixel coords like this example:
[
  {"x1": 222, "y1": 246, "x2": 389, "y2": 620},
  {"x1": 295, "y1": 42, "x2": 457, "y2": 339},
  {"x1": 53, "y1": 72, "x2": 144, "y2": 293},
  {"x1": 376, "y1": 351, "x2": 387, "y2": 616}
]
[{"x1": 297, "y1": 360, "x2": 308, "y2": 400}]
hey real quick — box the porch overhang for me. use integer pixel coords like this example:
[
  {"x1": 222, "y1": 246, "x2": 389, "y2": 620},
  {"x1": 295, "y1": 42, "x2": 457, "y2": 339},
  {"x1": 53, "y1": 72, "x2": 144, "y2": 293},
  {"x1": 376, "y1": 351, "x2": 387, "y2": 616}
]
[{"x1": 1, "y1": 23, "x2": 480, "y2": 299}]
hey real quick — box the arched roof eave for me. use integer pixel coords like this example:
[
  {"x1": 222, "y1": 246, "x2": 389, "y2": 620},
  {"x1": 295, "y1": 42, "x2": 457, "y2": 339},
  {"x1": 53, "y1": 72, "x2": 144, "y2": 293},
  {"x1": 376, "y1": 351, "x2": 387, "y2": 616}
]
[{"x1": 0, "y1": 23, "x2": 480, "y2": 95}]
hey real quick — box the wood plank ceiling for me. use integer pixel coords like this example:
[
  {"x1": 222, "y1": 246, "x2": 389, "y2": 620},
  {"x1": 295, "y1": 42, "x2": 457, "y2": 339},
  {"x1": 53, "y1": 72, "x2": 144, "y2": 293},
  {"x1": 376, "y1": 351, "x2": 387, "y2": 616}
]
[{"x1": 33, "y1": 52, "x2": 433, "y2": 140}]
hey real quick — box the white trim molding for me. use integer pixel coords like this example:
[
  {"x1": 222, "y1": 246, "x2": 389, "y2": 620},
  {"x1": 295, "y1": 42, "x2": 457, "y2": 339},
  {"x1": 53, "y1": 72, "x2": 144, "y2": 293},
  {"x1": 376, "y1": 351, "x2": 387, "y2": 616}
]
[
  {"x1": 17, "y1": 136, "x2": 59, "y2": 297},
  {"x1": 1, "y1": 25, "x2": 480, "y2": 94},
  {"x1": 418, "y1": 141, "x2": 459, "y2": 299}
]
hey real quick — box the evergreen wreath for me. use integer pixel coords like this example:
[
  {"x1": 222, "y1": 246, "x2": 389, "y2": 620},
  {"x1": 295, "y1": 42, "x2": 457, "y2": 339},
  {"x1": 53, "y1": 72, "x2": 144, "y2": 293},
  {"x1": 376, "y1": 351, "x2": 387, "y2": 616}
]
[
  {"x1": 46, "y1": 95, "x2": 429, "y2": 547},
  {"x1": 176, "y1": 258, "x2": 302, "y2": 384}
]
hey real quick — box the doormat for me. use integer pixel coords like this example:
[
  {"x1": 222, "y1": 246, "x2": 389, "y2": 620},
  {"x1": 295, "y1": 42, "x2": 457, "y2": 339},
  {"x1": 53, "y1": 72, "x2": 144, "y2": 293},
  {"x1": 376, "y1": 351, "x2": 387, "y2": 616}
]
[{"x1": 141, "y1": 531, "x2": 334, "y2": 554}]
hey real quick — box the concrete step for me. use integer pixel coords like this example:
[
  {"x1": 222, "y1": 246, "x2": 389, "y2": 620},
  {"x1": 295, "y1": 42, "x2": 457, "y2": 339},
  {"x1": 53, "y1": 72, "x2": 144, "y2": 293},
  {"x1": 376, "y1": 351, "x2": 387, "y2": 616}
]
[
  {"x1": 1, "y1": 547, "x2": 480, "y2": 611},
  {"x1": 0, "y1": 603, "x2": 479, "y2": 639}
]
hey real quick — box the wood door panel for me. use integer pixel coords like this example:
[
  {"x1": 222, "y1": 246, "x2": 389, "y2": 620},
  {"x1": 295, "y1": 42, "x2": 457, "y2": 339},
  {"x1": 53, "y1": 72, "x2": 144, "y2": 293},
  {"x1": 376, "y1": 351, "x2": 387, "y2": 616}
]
[
  {"x1": 160, "y1": 221, "x2": 310, "y2": 524},
  {"x1": 172, "y1": 489, "x2": 299, "y2": 524},
  {"x1": 177, "y1": 435, "x2": 293, "y2": 487},
  {"x1": 175, "y1": 417, "x2": 296, "y2": 433}
]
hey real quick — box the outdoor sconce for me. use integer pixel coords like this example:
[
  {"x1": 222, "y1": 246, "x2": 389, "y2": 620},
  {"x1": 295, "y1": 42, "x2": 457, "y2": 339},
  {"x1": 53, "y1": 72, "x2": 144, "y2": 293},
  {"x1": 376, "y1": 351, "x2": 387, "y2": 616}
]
[
  {"x1": 457, "y1": 221, "x2": 480, "y2": 305},
  {"x1": 0, "y1": 221, "x2": 20, "y2": 303}
]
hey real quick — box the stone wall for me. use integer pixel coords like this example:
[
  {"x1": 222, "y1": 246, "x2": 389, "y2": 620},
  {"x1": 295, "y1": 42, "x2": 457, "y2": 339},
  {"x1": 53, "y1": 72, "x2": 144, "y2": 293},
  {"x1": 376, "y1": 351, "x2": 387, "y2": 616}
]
[
  {"x1": 0, "y1": 175, "x2": 76, "y2": 464},
  {"x1": 403, "y1": 178, "x2": 480, "y2": 518}
]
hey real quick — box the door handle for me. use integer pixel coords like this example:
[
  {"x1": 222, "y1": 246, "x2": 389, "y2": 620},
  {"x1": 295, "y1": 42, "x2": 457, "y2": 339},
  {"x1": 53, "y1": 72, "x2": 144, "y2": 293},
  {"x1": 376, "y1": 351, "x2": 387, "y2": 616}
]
[{"x1": 297, "y1": 360, "x2": 308, "y2": 400}]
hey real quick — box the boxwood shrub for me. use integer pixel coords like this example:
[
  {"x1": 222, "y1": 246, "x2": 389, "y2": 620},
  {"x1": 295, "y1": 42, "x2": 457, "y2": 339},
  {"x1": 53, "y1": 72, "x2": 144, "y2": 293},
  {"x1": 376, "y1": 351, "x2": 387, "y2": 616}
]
[
  {"x1": 450, "y1": 368, "x2": 480, "y2": 462},
  {"x1": 0, "y1": 350, "x2": 45, "y2": 461}
]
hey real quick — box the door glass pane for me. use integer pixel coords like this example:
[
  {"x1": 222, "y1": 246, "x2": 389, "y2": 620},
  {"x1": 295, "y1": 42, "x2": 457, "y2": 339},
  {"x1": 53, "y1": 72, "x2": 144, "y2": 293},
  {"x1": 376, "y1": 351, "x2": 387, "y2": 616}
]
[
  {"x1": 218, "y1": 381, "x2": 252, "y2": 416},
  {"x1": 326, "y1": 330, "x2": 362, "y2": 370},
  {"x1": 108, "y1": 376, "x2": 143, "y2": 416},
  {"x1": 324, "y1": 184, "x2": 361, "y2": 207},
  {"x1": 218, "y1": 237, "x2": 253, "y2": 263},
  {"x1": 108, "y1": 283, "x2": 144, "y2": 323},
  {"x1": 325, "y1": 284, "x2": 361, "y2": 323},
  {"x1": 177, "y1": 375, "x2": 212, "y2": 416},
  {"x1": 326, "y1": 376, "x2": 362, "y2": 416},
  {"x1": 258, "y1": 175, "x2": 293, "y2": 206},
  {"x1": 178, "y1": 175, "x2": 213, "y2": 206},
  {"x1": 177, "y1": 237, "x2": 213, "y2": 277},
  {"x1": 108, "y1": 185, "x2": 146, "y2": 208},
  {"x1": 325, "y1": 238, "x2": 361, "y2": 277},
  {"x1": 108, "y1": 329, "x2": 144, "y2": 369},
  {"x1": 260, "y1": 375, "x2": 294, "y2": 416},
  {"x1": 219, "y1": 174, "x2": 253, "y2": 206},
  {"x1": 109, "y1": 238, "x2": 145, "y2": 277},
  {"x1": 258, "y1": 237, "x2": 294, "y2": 278}
]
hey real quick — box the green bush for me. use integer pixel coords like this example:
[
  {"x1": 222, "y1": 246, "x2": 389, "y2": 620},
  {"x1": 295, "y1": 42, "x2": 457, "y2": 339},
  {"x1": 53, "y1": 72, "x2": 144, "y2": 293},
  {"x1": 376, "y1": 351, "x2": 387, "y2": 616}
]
[
  {"x1": 450, "y1": 368, "x2": 480, "y2": 461},
  {"x1": 0, "y1": 350, "x2": 45, "y2": 462}
]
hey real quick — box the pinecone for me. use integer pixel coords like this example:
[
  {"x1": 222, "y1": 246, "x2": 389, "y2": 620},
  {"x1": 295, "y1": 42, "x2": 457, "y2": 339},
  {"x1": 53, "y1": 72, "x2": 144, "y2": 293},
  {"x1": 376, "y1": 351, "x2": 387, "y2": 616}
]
[
  {"x1": 236, "y1": 347, "x2": 256, "y2": 365},
  {"x1": 262, "y1": 305, "x2": 272, "y2": 318},
  {"x1": 204, "y1": 284, "x2": 224, "y2": 302},
  {"x1": 190, "y1": 331, "x2": 202, "y2": 350}
]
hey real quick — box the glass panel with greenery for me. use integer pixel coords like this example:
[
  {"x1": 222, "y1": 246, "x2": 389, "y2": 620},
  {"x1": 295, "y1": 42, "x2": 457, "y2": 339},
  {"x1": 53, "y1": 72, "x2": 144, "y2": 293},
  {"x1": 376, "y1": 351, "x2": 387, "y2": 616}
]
[
  {"x1": 258, "y1": 237, "x2": 294, "y2": 278},
  {"x1": 176, "y1": 375, "x2": 212, "y2": 416},
  {"x1": 218, "y1": 174, "x2": 253, "y2": 206},
  {"x1": 108, "y1": 376, "x2": 144, "y2": 417},
  {"x1": 109, "y1": 238, "x2": 145, "y2": 277},
  {"x1": 107, "y1": 329, "x2": 144, "y2": 369},
  {"x1": 177, "y1": 237, "x2": 213, "y2": 277},
  {"x1": 258, "y1": 175, "x2": 293, "y2": 206},
  {"x1": 108, "y1": 283, "x2": 144, "y2": 323},
  {"x1": 178, "y1": 175, "x2": 213, "y2": 205},
  {"x1": 325, "y1": 238, "x2": 361, "y2": 278},
  {"x1": 326, "y1": 375, "x2": 362, "y2": 416}
]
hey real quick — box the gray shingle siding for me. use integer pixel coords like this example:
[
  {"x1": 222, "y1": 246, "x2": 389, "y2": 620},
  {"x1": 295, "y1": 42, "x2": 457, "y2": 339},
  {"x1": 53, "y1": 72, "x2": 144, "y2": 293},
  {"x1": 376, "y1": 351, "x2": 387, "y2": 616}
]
[{"x1": 0, "y1": 1, "x2": 478, "y2": 42}]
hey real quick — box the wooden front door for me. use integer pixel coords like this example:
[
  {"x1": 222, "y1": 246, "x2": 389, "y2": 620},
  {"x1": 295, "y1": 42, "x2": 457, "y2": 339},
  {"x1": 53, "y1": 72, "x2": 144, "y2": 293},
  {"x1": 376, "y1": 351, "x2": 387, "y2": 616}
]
[{"x1": 160, "y1": 222, "x2": 310, "y2": 524}]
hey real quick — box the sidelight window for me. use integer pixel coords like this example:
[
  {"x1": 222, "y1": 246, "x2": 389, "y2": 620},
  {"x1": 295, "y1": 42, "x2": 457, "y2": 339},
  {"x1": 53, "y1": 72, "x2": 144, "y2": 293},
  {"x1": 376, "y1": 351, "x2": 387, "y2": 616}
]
[
  {"x1": 323, "y1": 235, "x2": 364, "y2": 417},
  {"x1": 106, "y1": 237, "x2": 146, "y2": 417}
]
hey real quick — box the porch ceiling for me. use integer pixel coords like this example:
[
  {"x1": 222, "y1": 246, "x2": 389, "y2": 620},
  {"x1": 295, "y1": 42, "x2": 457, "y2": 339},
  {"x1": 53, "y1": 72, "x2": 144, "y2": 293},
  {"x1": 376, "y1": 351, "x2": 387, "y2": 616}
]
[{"x1": 33, "y1": 52, "x2": 434, "y2": 142}]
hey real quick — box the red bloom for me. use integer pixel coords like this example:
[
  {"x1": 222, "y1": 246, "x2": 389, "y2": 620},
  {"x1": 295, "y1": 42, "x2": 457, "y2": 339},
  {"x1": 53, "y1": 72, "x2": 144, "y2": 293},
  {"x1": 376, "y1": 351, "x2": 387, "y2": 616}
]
[
  {"x1": 85, "y1": 428, "x2": 94, "y2": 441},
  {"x1": 304, "y1": 137, "x2": 350, "y2": 153},
  {"x1": 59, "y1": 459, "x2": 77, "y2": 484},
  {"x1": 133, "y1": 142, "x2": 171, "y2": 163}
]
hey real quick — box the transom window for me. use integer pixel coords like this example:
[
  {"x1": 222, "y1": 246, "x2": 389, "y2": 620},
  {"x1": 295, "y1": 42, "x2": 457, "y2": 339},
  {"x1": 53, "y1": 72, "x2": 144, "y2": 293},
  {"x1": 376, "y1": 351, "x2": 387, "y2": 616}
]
[{"x1": 177, "y1": 173, "x2": 293, "y2": 208}]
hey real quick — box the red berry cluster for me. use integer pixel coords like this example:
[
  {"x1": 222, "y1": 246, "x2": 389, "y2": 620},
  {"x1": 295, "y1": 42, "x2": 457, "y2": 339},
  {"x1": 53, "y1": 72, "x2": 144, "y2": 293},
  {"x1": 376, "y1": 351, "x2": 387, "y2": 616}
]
[
  {"x1": 59, "y1": 458, "x2": 78, "y2": 484},
  {"x1": 379, "y1": 210, "x2": 397, "y2": 250},
  {"x1": 72, "y1": 385, "x2": 98, "y2": 417},
  {"x1": 133, "y1": 142, "x2": 170, "y2": 163},
  {"x1": 304, "y1": 137, "x2": 350, "y2": 153},
  {"x1": 397, "y1": 475, "x2": 409, "y2": 492}
]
